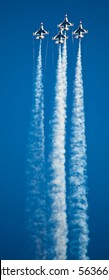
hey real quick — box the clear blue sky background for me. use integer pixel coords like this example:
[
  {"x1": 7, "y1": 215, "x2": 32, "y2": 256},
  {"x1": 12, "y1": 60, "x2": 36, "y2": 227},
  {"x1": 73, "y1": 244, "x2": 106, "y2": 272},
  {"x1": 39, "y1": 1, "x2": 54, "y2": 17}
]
[{"x1": 0, "y1": 0, "x2": 109, "y2": 259}]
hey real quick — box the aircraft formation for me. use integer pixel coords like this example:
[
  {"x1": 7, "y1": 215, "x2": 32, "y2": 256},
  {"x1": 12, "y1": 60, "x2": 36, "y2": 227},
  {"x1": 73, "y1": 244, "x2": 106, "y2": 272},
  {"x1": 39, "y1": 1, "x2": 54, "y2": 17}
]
[{"x1": 33, "y1": 15, "x2": 88, "y2": 43}]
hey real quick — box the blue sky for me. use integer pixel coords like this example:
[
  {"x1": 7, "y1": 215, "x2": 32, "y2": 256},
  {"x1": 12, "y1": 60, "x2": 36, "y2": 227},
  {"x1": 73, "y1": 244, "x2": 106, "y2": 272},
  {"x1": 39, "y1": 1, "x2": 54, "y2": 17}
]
[{"x1": 0, "y1": 0, "x2": 109, "y2": 259}]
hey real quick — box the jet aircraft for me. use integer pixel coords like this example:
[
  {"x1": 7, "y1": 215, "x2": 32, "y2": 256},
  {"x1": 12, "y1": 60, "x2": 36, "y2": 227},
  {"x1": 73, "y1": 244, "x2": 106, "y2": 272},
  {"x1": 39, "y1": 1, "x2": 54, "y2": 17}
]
[
  {"x1": 58, "y1": 14, "x2": 73, "y2": 30},
  {"x1": 73, "y1": 21, "x2": 88, "y2": 38},
  {"x1": 52, "y1": 29, "x2": 68, "y2": 44},
  {"x1": 33, "y1": 22, "x2": 49, "y2": 39}
]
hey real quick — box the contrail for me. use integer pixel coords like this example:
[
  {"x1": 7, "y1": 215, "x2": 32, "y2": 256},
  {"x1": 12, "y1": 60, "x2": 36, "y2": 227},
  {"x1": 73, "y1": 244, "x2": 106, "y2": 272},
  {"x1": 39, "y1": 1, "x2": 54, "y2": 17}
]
[
  {"x1": 26, "y1": 41, "x2": 46, "y2": 259},
  {"x1": 47, "y1": 44, "x2": 68, "y2": 260},
  {"x1": 67, "y1": 39, "x2": 89, "y2": 259},
  {"x1": 62, "y1": 38, "x2": 67, "y2": 111}
]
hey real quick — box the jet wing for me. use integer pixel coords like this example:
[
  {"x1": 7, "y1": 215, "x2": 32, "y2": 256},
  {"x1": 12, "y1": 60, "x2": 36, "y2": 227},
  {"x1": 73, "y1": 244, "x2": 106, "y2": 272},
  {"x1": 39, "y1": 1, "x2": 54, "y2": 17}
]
[
  {"x1": 61, "y1": 33, "x2": 66, "y2": 38},
  {"x1": 61, "y1": 34, "x2": 68, "y2": 39},
  {"x1": 52, "y1": 34, "x2": 59, "y2": 40},
  {"x1": 58, "y1": 20, "x2": 65, "y2": 27},
  {"x1": 73, "y1": 28, "x2": 80, "y2": 34},
  {"x1": 33, "y1": 30, "x2": 40, "y2": 35},
  {"x1": 67, "y1": 21, "x2": 73, "y2": 26},
  {"x1": 81, "y1": 28, "x2": 88, "y2": 33},
  {"x1": 42, "y1": 29, "x2": 48, "y2": 34},
  {"x1": 58, "y1": 20, "x2": 73, "y2": 28}
]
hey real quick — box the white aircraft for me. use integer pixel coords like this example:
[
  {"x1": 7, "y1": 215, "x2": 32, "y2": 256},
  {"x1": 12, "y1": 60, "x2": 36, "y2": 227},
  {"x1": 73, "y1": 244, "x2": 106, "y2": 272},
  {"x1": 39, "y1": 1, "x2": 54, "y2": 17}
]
[
  {"x1": 52, "y1": 29, "x2": 68, "y2": 44},
  {"x1": 33, "y1": 22, "x2": 49, "y2": 39},
  {"x1": 73, "y1": 21, "x2": 88, "y2": 38},
  {"x1": 58, "y1": 14, "x2": 73, "y2": 30}
]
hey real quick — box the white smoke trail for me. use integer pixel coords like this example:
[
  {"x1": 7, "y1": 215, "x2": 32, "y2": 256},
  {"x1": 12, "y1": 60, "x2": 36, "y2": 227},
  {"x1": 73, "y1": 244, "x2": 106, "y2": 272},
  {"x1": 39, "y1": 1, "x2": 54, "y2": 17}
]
[
  {"x1": 47, "y1": 45, "x2": 68, "y2": 259},
  {"x1": 62, "y1": 39, "x2": 67, "y2": 109},
  {"x1": 67, "y1": 40, "x2": 89, "y2": 259},
  {"x1": 26, "y1": 41, "x2": 46, "y2": 259}
]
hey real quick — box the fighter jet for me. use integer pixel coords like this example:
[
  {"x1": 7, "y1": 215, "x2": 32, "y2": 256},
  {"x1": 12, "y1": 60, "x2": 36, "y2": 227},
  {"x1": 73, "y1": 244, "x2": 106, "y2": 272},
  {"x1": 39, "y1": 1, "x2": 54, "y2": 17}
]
[
  {"x1": 52, "y1": 29, "x2": 68, "y2": 44},
  {"x1": 58, "y1": 14, "x2": 73, "y2": 30},
  {"x1": 33, "y1": 22, "x2": 49, "y2": 39},
  {"x1": 73, "y1": 21, "x2": 88, "y2": 38}
]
